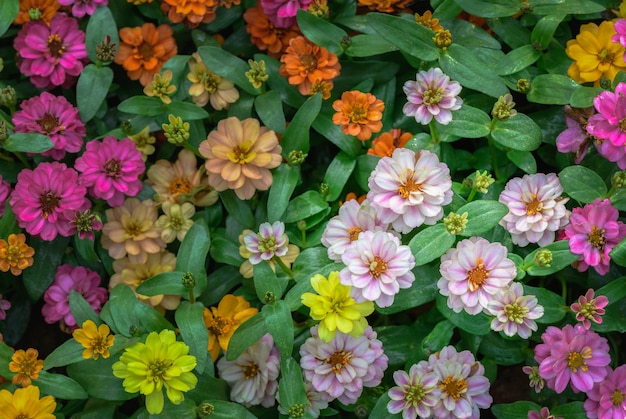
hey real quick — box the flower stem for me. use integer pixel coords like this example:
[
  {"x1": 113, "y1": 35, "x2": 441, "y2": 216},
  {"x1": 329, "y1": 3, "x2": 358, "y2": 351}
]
[
  {"x1": 487, "y1": 135, "x2": 501, "y2": 181},
  {"x1": 558, "y1": 274, "x2": 568, "y2": 301},
  {"x1": 428, "y1": 120, "x2": 440, "y2": 144},
  {"x1": 189, "y1": 289, "x2": 196, "y2": 305},
  {"x1": 274, "y1": 256, "x2": 295, "y2": 279},
  {"x1": 467, "y1": 189, "x2": 477, "y2": 202}
]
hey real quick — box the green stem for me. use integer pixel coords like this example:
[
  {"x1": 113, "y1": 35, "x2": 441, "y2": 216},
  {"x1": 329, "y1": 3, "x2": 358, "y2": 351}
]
[
  {"x1": 467, "y1": 189, "x2": 477, "y2": 202},
  {"x1": 606, "y1": 186, "x2": 616, "y2": 199},
  {"x1": 487, "y1": 135, "x2": 501, "y2": 181},
  {"x1": 558, "y1": 274, "x2": 567, "y2": 301},
  {"x1": 188, "y1": 289, "x2": 196, "y2": 305},
  {"x1": 0, "y1": 152, "x2": 14, "y2": 162},
  {"x1": 274, "y1": 256, "x2": 295, "y2": 279},
  {"x1": 428, "y1": 120, "x2": 440, "y2": 144}
]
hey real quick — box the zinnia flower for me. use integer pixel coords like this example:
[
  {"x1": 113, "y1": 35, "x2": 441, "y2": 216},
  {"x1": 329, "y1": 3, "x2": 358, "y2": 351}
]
[
  {"x1": 12, "y1": 92, "x2": 86, "y2": 160},
  {"x1": 566, "y1": 21, "x2": 626, "y2": 86},
  {"x1": 0, "y1": 176, "x2": 10, "y2": 217},
  {"x1": 160, "y1": 0, "x2": 218, "y2": 28},
  {"x1": 367, "y1": 148, "x2": 453, "y2": 234},
  {"x1": 217, "y1": 333, "x2": 280, "y2": 407},
  {"x1": 114, "y1": 23, "x2": 177, "y2": 87},
  {"x1": 13, "y1": 13, "x2": 87, "y2": 89},
  {"x1": 522, "y1": 365, "x2": 545, "y2": 393},
  {"x1": 564, "y1": 198, "x2": 626, "y2": 275},
  {"x1": 587, "y1": 82, "x2": 626, "y2": 146},
  {"x1": 528, "y1": 407, "x2": 563, "y2": 419},
  {"x1": 9, "y1": 348, "x2": 44, "y2": 387},
  {"x1": 155, "y1": 202, "x2": 196, "y2": 243},
  {"x1": 368, "y1": 128, "x2": 413, "y2": 157},
  {"x1": 403, "y1": 67, "x2": 463, "y2": 125},
  {"x1": 332, "y1": 90, "x2": 384, "y2": 141},
  {"x1": 238, "y1": 230, "x2": 300, "y2": 278},
  {"x1": 339, "y1": 230, "x2": 415, "y2": 308},
  {"x1": 58, "y1": 0, "x2": 108, "y2": 17},
  {"x1": 0, "y1": 386, "x2": 56, "y2": 419},
  {"x1": 244, "y1": 4, "x2": 301, "y2": 58},
  {"x1": 42, "y1": 264, "x2": 108, "y2": 331},
  {"x1": 486, "y1": 282, "x2": 544, "y2": 339},
  {"x1": 414, "y1": 10, "x2": 444, "y2": 32},
  {"x1": 67, "y1": 209, "x2": 103, "y2": 241},
  {"x1": 10, "y1": 162, "x2": 88, "y2": 241},
  {"x1": 570, "y1": 288, "x2": 609, "y2": 330},
  {"x1": 13, "y1": 0, "x2": 59, "y2": 25},
  {"x1": 112, "y1": 329, "x2": 198, "y2": 415},
  {"x1": 72, "y1": 319, "x2": 115, "y2": 360},
  {"x1": 438, "y1": 237, "x2": 517, "y2": 315},
  {"x1": 128, "y1": 125, "x2": 156, "y2": 161},
  {"x1": 279, "y1": 36, "x2": 341, "y2": 96},
  {"x1": 498, "y1": 173, "x2": 570, "y2": 247},
  {"x1": 144, "y1": 70, "x2": 176, "y2": 104},
  {"x1": 188, "y1": 52, "x2": 240, "y2": 109},
  {"x1": 242, "y1": 221, "x2": 290, "y2": 264},
  {"x1": 555, "y1": 106, "x2": 596, "y2": 163},
  {"x1": 0, "y1": 294, "x2": 10, "y2": 320},
  {"x1": 260, "y1": 0, "x2": 313, "y2": 28},
  {"x1": 387, "y1": 363, "x2": 440, "y2": 419},
  {"x1": 534, "y1": 324, "x2": 610, "y2": 394},
  {"x1": 199, "y1": 116, "x2": 283, "y2": 200},
  {"x1": 0, "y1": 234, "x2": 35, "y2": 276},
  {"x1": 583, "y1": 365, "x2": 626, "y2": 419},
  {"x1": 301, "y1": 271, "x2": 375, "y2": 342}
]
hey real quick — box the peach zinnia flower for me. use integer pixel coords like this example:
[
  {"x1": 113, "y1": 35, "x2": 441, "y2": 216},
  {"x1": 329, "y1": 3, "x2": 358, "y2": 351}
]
[
  {"x1": 188, "y1": 52, "x2": 239, "y2": 109},
  {"x1": 368, "y1": 129, "x2": 413, "y2": 157},
  {"x1": 332, "y1": 90, "x2": 385, "y2": 141},
  {"x1": 114, "y1": 23, "x2": 178, "y2": 87},
  {"x1": 13, "y1": 0, "x2": 60, "y2": 26},
  {"x1": 9, "y1": 348, "x2": 44, "y2": 387},
  {"x1": 199, "y1": 117, "x2": 283, "y2": 200},
  {"x1": 160, "y1": 0, "x2": 218, "y2": 28},
  {"x1": 0, "y1": 234, "x2": 35, "y2": 276},
  {"x1": 244, "y1": 3, "x2": 301, "y2": 58},
  {"x1": 279, "y1": 36, "x2": 341, "y2": 96}
]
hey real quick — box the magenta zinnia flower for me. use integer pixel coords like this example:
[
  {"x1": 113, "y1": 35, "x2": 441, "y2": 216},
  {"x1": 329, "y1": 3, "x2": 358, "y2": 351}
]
[
  {"x1": 570, "y1": 288, "x2": 609, "y2": 330},
  {"x1": 259, "y1": 0, "x2": 313, "y2": 28},
  {"x1": 584, "y1": 365, "x2": 626, "y2": 419},
  {"x1": 58, "y1": 0, "x2": 108, "y2": 18},
  {"x1": 242, "y1": 221, "x2": 289, "y2": 265},
  {"x1": 74, "y1": 136, "x2": 145, "y2": 207},
  {"x1": 556, "y1": 106, "x2": 595, "y2": 163},
  {"x1": 534, "y1": 324, "x2": 611, "y2": 394},
  {"x1": 67, "y1": 209, "x2": 103, "y2": 241},
  {"x1": 498, "y1": 173, "x2": 569, "y2": 247},
  {"x1": 10, "y1": 162, "x2": 88, "y2": 241},
  {"x1": 487, "y1": 282, "x2": 544, "y2": 339},
  {"x1": 403, "y1": 67, "x2": 463, "y2": 125},
  {"x1": 563, "y1": 198, "x2": 626, "y2": 275},
  {"x1": 339, "y1": 230, "x2": 415, "y2": 308},
  {"x1": 438, "y1": 237, "x2": 517, "y2": 315},
  {"x1": 300, "y1": 325, "x2": 388, "y2": 405},
  {"x1": 387, "y1": 363, "x2": 440, "y2": 419},
  {"x1": 0, "y1": 175, "x2": 10, "y2": 217},
  {"x1": 587, "y1": 82, "x2": 626, "y2": 146},
  {"x1": 13, "y1": 13, "x2": 87, "y2": 89},
  {"x1": 12, "y1": 92, "x2": 86, "y2": 160},
  {"x1": 367, "y1": 148, "x2": 453, "y2": 234},
  {"x1": 42, "y1": 264, "x2": 108, "y2": 331},
  {"x1": 0, "y1": 294, "x2": 11, "y2": 321}
]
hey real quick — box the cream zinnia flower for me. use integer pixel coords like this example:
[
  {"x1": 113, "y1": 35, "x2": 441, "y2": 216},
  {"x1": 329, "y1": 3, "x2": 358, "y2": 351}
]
[
  {"x1": 188, "y1": 52, "x2": 239, "y2": 109},
  {"x1": 155, "y1": 202, "x2": 195, "y2": 243}
]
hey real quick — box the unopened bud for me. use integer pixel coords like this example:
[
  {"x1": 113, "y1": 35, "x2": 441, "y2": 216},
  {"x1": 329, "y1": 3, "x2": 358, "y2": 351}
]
[
  {"x1": 473, "y1": 170, "x2": 495, "y2": 194},
  {"x1": 0, "y1": 86, "x2": 17, "y2": 110},
  {"x1": 264, "y1": 291, "x2": 276, "y2": 305},
  {"x1": 516, "y1": 78, "x2": 531, "y2": 94},
  {"x1": 534, "y1": 249, "x2": 553, "y2": 268},
  {"x1": 182, "y1": 272, "x2": 195, "y2": 289},
  {"x1": 612, "y1": 171, "x2": 626, "y2": 189},
  {"x1": 288, "y1": 403, "x2": 304, "y2": 419},
  {"x1": 287, "y1": 150, "x2": 307, "y2": 166},
  {"x1": 319, "y1": 183, "x2": 329, "y2": 196},
  {"x1": 443, "y1": 212, "x2": 468, "y2": 235},
  {"x1": 433, "y1": 29, "x2": 452, "y2": 50},
  {"x1": 491, "y1": 94, "x2": 517, "y2": 122},
  {"x1": 196, "y1": 402, "x2": 215, "y2": 417}
]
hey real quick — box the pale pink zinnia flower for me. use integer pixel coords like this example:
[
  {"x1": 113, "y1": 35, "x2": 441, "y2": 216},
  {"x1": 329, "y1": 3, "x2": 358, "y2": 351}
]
[
  {"x1": 259, "y1": 0, "x2": 313, "y2": 28},
  {"x1": 58, "y1": 0, "x2": 108, "y2": 18},
  {"x1": 570, "y1": 288, "x2": 609, "y2": 330},
  {"x1": 534, "y1": 324, "x2": 611, "y2": 394},
  {"x1": 403, "y1": 67, "x2": 463, "y2": 125},
  {"x1": 339, "y1": 230, "x2": 415, "y2": 308},
  {"x1": 75, "y1": 137, "x2": 145, "y2": 207},
  {"x1": 10, "y1": 162, "x2": 88, "y2": 241},
  {"x1": 564, "y1": 198, "x2": 626, "y2": 275},
  {"x1": 487, "y1": 282, "x2": 544, "y2": 339},
  {"x1": 528, "y1": 407, "x2": 563, "y2": 419},
  {"x1": 12, "y1": 92, "x2": 86, "y2": 160},
  {"x1": 584, "y1": 365, "x2": 626, "y2": 419},
  {"x1": 555, "y1": 106, "x2": 595, "y2": 163},
  {"x1": 367, "y1": 148, "x2": 452, "y2": 234},
  {"x1": 586, "y1": 82, "x2": 626, "y2": 146},
  {"x1": 300, "y1": 325, "x2": 388, "y2": 405},
  {"x1": 438, "y1": 237, "x2": 517, "y2": 315},
  {"x1": 499, "y1": 173, "x2": 569, "y2": 247},
  {"x1": 243, "y1": 221, "x2": 289, "y2": 265},
  {"x1": 217, "y1": 333, "x2": 280, "y2": 408},
  {"x1": 387, "y1": 363, "x2": 440, "y2": 419},
  {"x1": 13, "y1": 13, "x2": 87, "y2": 89}
]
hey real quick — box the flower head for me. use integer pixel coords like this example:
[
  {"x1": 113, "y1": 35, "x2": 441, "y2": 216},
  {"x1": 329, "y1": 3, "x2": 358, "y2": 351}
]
[
  {"x1": 368, "y1": 129, "x2": 413, "y2": 157},
  {"x1": 199, "y1": 117, "x2": 283, "y2": 200},
  {"x1": 260, "y1": 0, "x2": 313, "y2": 28},
  {"x1": 570, "y1": 288, "x2": 609, "y2": 330},
  {"x1": 246, "y1": 59, "x2": 270, "y2": 88},
  {"x1": 68, "y1": 209, "x2": 103, "y2": 241},
  {"x1": 0, "y1": 294, "x2": 10, "y2": 320},
  {"x1": 414, "y1": 10, "x2": 443, "y2": 32},
  {"x1": 242, "y1": 221, "x2": 290, "y2": 264},
  {"x1": 587, "y1": 82, "x2": 626, "y2": 146},
  {"x1": 238, "y1": 231, "x2": 300, "y2": 278},
  {"x1": 112, "y1": 329, "x2": 198, "y2": 415},
  {"x1": 522, "y1": 365, "x2": 545, "y2": 393},
  {"x1": 528, "y1": 407, "x2": 563, "y2": 419},
  {"x1": 0, "y1": 176, "x2": 10, "y2": 217},
  {"x1": 58, "y1": 0, "x2": 108, "y2": 17},
  {"x1": 144, "y1": 70, "x2": 176, "y2": 104},
  {"x1": 584, "y1": 365, "x2": 626, "y2": 419},
  {"x1": 403, "y1": 67, "x2": 463, "y2": 125},
  {"x1": 188, "y1": 52, "x2": 240, "y2": 109},
  {"x1": 13, "y1": 0, "x2": 59, "y2": 25},
  {"x1": 155, "y1": 202, "x2": 196, "y2": 243},
  {"x1": 332, "y1": 90, "x2": 384, "y2": 141},
  {"x1": 244, "y1": 4, "x2": 301, "y2": 58},
  {"x1": 0, "y1": 386, "x2": 56, "y2": 419},
  {"x1": 487, "y1": 282, "x2": 544, "y2": 339},
  {"x1": 555, "y1": 106, "x2": 595, "y2": 163},
  {"x1": 160, "y1": 0, "x2": 218, "y2": 28},
  {"x1": 387, "y1": 363, "x2": 440, "y2": 419},
  {"x1": 357, "y1": 0, "x2": 411, "y2": 12},
  {"x1": 9, "y1": 348, "x2": 44, "y2": 387},
  {"x1": 128, "y1": 125, "x2": 156, "y2": 161},
  {"x1": 0, "y1": 234, "x2": 35, "y2": 276},
  {"x1": 72, "y1": 320, "x2": 115, "y2": 360}
]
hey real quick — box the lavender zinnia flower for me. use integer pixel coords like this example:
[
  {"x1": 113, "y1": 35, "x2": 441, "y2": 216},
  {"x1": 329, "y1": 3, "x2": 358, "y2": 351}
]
[
  {"x1": 487, "y1": 282, "x2": 544, "y2": 339},
  {"x1": 387, "y1": 363, "x2": 440, "y2": 419},
  {"x1": 403, "y1": 67, "x2": 463, "y2": 125}
]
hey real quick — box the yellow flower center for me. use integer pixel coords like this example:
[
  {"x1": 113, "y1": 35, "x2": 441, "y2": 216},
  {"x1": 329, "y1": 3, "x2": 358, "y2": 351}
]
[
  {"x1": 168, "y1": 177, "x2": 192, "y2": 195},
  {"x1": 347, "y1": 103, "x2": 368, "y2": 123},
  {"x1": 200, "y1": 71, "x2": 220, "y2": 94},
  {"x1": 242, "y1": 362, "x2": 259, "y2": 379},
  {"x1": 90, "y1": 335, "x2": 111, "y2": 356},
  {"x1": 611, "y1": 389, "x2": 625, "y2": 406},
  {"x1": 14, "y1": 357, "x2": 39, "y2": 378},
  {"x1": 525, "y1": 194, "x2": 543, "y2": 215},
  {"x1": 169, "y1": 215, "x2": 184, "y2": 230},
  {"x1": 16, "y1": 414, "x2": 29, "y2": 419},
  {"x1": 405, "y1": 382, "x2": 427, "y2": 404},
  {"x1": 206, "y1": 315, "x2": 234, "y2": 337},
  {"x1": 347, "y1": 226, "x2": 362, "y2": 242},
  {"x1": 36, "y1": 113, "x2": 64, "y2": 134},
  {"x1": 258, "y1": 236, "x2": 277, "y2": 253},
  {"x1": 139, "y1": 43, "x2": 153, "y2": 61},
  {"x1": 325, "y1": 350, "x2": 353, "y2": 373},
  {"x1": 598, "y1": 48, "x2": 615, "y2": 64},
  {"x1": 422, "y1": 88, "x2": 443, "y2": 106},
  {"x1": 398, "y1": 170, "x2": 422, "y2": 199},
  {"x1": 589, "y1": 225, "x2": 606, "y2": 250},
  {"x1": 39, "y1": 191, "x2": 60, "y2": 218},
  {"x1": 567, "y1": 347, "x2": 592, "y2": 373},
  {"x1": 438, "y1": 376, "x2": 467, "y2": 401},
  {"x1": 578, "y1": 301, "x2": 598, "y2": 320},
  {"x1": 467, "y1": 258, "x2": 489, "y2": 292},
  {"x1": 104, "y1": 159, "x2": 122, "y2": 178},
  {"x1": 47, "y1": 34, "x2": 66, "y2": 59},
  {"x1": 300, "y1": 53, "x2": 318, "y2": 72},
  {"x1": 369, "y1": 256, "x2": 387, "y2": 278},
  {"x1": 504, "y1": 302, "x2": 528, "y2": 323},
  {"x1": 149, "y1": 360, "x2": 169, "y2": 381},
  {"x1": 228, "y1": 142, "x2": 257, "y2": 164},
  {"x1": 125, "y1": 222, "x2": 144, "y2": 238}
]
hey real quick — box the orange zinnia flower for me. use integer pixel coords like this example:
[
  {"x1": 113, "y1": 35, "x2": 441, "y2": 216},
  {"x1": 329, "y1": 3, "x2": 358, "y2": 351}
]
[
  {"x1": 368, "y1": 129, "x2": 413, "y2": 157},
  {"x1": 114, "y1": 23, "x2": 178, "y2": 87},
  {"x1": 358, "y1": 0, "x2": 412, "y2": 13},
  {"x1": 244, "y1": 4, "x2": 301, "y2": 58},
  {"x1": 0, "y1": 234, "x2": 35, "y2": 276},
  {"x1": 279, "y1": 36, "x2": 341, "y2": 96},
  {"x1": 9, "y1": 348, "x2": 43, "y2": 387},
  {"x1": 332, "y1": 90, "x2": 385, "y2": 141},
  {"x1": 414, "y1": 10, "x2": 444, "y2": 32},
  {"x1": 13, "y1": 0, "x2": 59, "y2": 26},
  {"x1": 340, "y1": 192, "x2": 367, "y2": 206},
  {"x1": 160, "y1": 0, "x2": 218, "y2": 28}
]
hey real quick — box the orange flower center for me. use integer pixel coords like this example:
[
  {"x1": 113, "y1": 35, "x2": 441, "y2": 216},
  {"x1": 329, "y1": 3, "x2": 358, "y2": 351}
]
[
  {"x1": 207, "y1": 315, "x2": 234, "y2": 337},
  {"x1": 168, "y1": 177, "x2": 192, "y2": 195},
  {"x1": 589, "y1": 225, "x2": 606, "y2": 250},
  {"x1": 567, "y1": 347, "x2": 592, "y2": 373},
  {"x1": 90, "y1": 335, "x2": 111, "y2": 356},
  {"x1": 227, "y1": 142, "x2": 256, "y2": 164},
  {"x1": 47, "y1": 34, "x2": 66, "y2": 59},
  {"x1": 104, "y1": 159, "x2": 122, "y2": 178},
  {"x1": 300, "y1": 53, "x2": 318, "y2": 72},
  {"x1": 242, "y1": 362, "x2": 260, "y2": 379},
  {"x1": 422, "y1": 88, "x2": 443, "y2": 106},
  {"x1": 467, "y1": 258, "x2": 489, "y2": 292},
  {"x1": 39, "y1": 191, "x2": 60, "y2": 218},
  {"x1": 398, "y1": 170, "x2": 422, "y2": 199},
  {"x1": 525, "y1": 194, "x2": 542, "y2": 215},
  {"x1": 348, "y1": 226, "x2": 362, "y2": 241},
  {"x1": 139, "y1": 42, "x2": 153, "y2": 61},
  {"x1": 346, "y1": 102, "x2": 368, "y2": 123},
  {"x1": 325, "y1": 350, "x2": 353, "y2": 373},
  {"x1": 598, "y1": 48, "x2": 615, "y2": 64},
  {"x1": 36, "y1": 113, "x2": 64, "y2": 134},
  {"x1": 438, "y1": 376, "x2": 467, "y2": 401},
  {"x1": 369, "y1": 256, "x2": 387, "y2": 278},
  {"x1": 5, "y1": 244, "x2": 24, "y2": 265}
]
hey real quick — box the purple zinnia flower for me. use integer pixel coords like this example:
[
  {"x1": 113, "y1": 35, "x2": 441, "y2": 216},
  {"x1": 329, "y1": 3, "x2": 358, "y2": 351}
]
[
  {"x1": 300, "y1": 325, "x2": 388, "y2": 405},
  {"x1": 10, "y1": 162, "x2": 88, "y2": 241},
  {"x1": 487, "y1": 282, "x2": 544, "y2": 339},
  {"x1": 74, "y1": 136, "x2": 145, "y2": 207},
  {"x1": 563, "y1": 198, "x2": 626, "y2": 275},
  {"x1": 584, "y1": 365, "x2": 626, "y2": 419},
  {"x1": 528, "y1": 407, "x2": 563, "y2": 419},
  {"x1": 587, "y1": 82, "x2": 626, "y2": 147},
  {"x1": 339, "y1": 230, "x2": 415, "y2": 308},
  {"x1": 0, "y1": 294, "x2": 11, "y2": 320},
  {"x1": 499, "y1": 173, "x2": 570, "y2": 247},
  {"x1": 387, "y1": 363, "x2": 440, "y2": 419},
  {"x1": 42, "y1": 264, "x2": 108, "y2": 331},
  {"x1": 534, "y1": 324, "x2": 611, "y2": 394},
  {"x1": 570, "y1": 288, "x2": 609, "y2": 330},
  {"x1": 403, "y1": 67, "x2": 463, "y2": 125},
  {"x1": 13, "y1": 13, "x2": 88, "y2": 89},
  {"x1": 367, "y1": 148, "x2": 453, "y2": 234},
  {"x1": 242, "y1": 221, "x2": 290, "y2": 265},
  {"x1": 0, "y1": 175, "x2": 10, "y2": 217},
  {"x1": 58, "y1": 0, "x2": 108, "y2": 18},
  {"x1": 438, "y1": 237, "x2": 517, "y2": 315},
  {"x1": 12, "y1": 92, "x2": 86, "y2": 161},
  {"x1": 217, "y1": 333, "x2": 280, "y2": 408},
  {"x1": 259, "y1": 0, "x2": 313, "y2": 28},
  {"x1": 556, "y1": 106, "x2": 595, "y2": 163}
]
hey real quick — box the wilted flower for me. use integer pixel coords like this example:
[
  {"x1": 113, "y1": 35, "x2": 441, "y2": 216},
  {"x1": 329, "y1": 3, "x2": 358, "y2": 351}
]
[{"x1": 403, "y1": 67, "x2": 462, "y2": 125}]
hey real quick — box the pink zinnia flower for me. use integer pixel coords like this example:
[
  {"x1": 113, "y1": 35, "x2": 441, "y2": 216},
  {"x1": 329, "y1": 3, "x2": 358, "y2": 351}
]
[
  {"x1": 339, "y1": 230, "x2": 415, "y2": 308},
  {"x1": 403, "y1": 67, "x2": 463, "y2": 125},
  {"x1": 594, "y1": 137, "x2": 626, "y2": 169},
  {"x1": 58, "y1": 0, "x2": 108, "y2": 18},
  {"x1": 438, "y1": 237, "x2": 517, "y2": 315},
  {"x1": 217, "y1": 333, "x2": 280, "y2": 408},
  {"x1": 556, "y1": 106, "x2": 595, "y2": 163},
  {"x1": 12, "y1": 92, "x2": 86, "y2": 160},
  {"x1": 74, "y1": 136, "x2": 145, "y2": 207},
  {"x1": 242, "y1": 221, "x2": 289, "y2": 265},
  {"x1": 0, "y1": 175, "x2": 10, "y2": 217},
  {"x1": 42, "y1": 264, "x2": 108, "y2": 331},
  {"x1": 528, "y1": 407, "x2": 563, "y2": 419},
  {"x1": 67, "y1": 209, "x2": 103, "y2": 241},
  {"x1": 499, "y1": 173, "x2": 569, "y2": 247},
  {"x1": 570, "y1": 288, "x2": 609, "y2": 330},
  {"x1": 367, "y1": 148, "x2": 453, "y2": 234},
  {"x1": 300, "y1": 325, "x2": 388, "y2": 405},
  {"x1": 10, "y1": 162, "x2": 88, "y2": 241},
  {"x1": 584, "y1": 365, "x2": 626, "y2": 419},
  {"x1": 587, "y1": 82, "x2": 626, "y2": 146},
  {"x1": 487, "y1": 282, "x2": 544, "y2": 339},
  {"x1": 13, "y1": 13, "x2": 87, "y2": 89},
  {"x1": 564, "y1": 198, "x2": 626, "y2": 275},
  {"x1": 0, "y1": 294, "x2": 11, "y2": 320},
  {"x1": 522, "y1": 365, "x2": 545, "y2": 393},
  {"x1": 259, "y1": 0, "x2": 313, "y2": 28},
  {"x1": 534, "y1": 324, "x2": 611, "y2": 394},
  {"x1": 387, "y1": 363, "x2": 440, "y2": 419}
]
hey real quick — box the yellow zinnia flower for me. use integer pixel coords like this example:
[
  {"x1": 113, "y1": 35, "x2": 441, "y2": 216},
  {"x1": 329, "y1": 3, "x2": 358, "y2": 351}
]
[
  {"x1": 72, "y1": 320, "x2": 115, "y2": 360},
  {"x1": 0, "y1": 385, "x2": 56, "y2": 419},
  {"x1": 112, "y1": 329, "x2": 197, "y2": 415},
  {"x1": 566, "y1": 21, "x2": 626, "y2": 86},
  {"x1": 301, "y1": 271, "x2": 375, "y2": 342}
]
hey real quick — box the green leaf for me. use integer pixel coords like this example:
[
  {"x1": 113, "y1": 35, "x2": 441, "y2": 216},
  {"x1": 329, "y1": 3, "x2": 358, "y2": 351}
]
[
  {"x1": 253, "y1": 261, "x2": 283, "y2": 301},
  {"x1": 44, "y1": 339, "x2": 86, "y2": 370},
  {"x1": 369, "y1": 393, "x2": 400, "y2": 419},
  {"x1": 198, "y1": 46, "x2": 260, "y2": 95},
  {"x1": 281, "y1": 93, "x2": 322, "y2": 155},
  {"x1": 610, "y1": 237, "x2": 626, "y2": 267},
  {"x1": 506, "y1": 150, "x2": 537, "y2": 174},
  {"x1": 377, "y1": 264, "x2": 439, "y2": 314},
  {"x1": 77, "y1": 65, "x2": 113, "y2": 122},
  {"x1": 550, "y1": 402, "x2": 587, "y2": 419},
  {"x1": 67, "y1": 355, "x2": 134, "y2": 401},
  {"x1": 408, "y1": 224, "x2": 455, "y2": 267},
  {"x1": 436, "y1": 295, "x2": 491, "y2": 335},
  {"x1": 2, "y1": 133, "x2": 54, "y2": 153},
  {"x1": 596, "y1": 276, "x2": 626, "y2": 305},
  {"x1": 23, "y1": 236, "x2": 70, "y2": 301},
  {"x1": 118, "y1": 96, "x2": 165, "y2": 116},
  {"x1": 267, "y1": 165, "x2": 300, "y2": 223},
  {"x1": 254, "y1": 90, "x2": 286, "y2": 134},
  {"x1": 36, "y1": 371, "x2": 88, "y2": 400},
  {"x1": 70, "y1": 290, "x2": 100, "y2": 327},
  {"x1": 136, "y1": 271, "x2": 187, "y2": 297},
  {"x1": 85, "y1": 6, "x2": 119, "y2": 63},
  {"x1": 195, "y1": 400, "x2": 256, "y2": 419},
  {"x1": 421, "y1": 320, "x2": 454, "y2": 355},
  {"x1": 528, "y1": 74, "x2": 579, "y2": 105},
  {"x1": 0, "y1": 0, "x2": 17, "y2": 37},
  {"x1": 456, "y1": 200, "x2": 508, "y2": 236},
  {"x1": 74, "y1": 235, "x2": 100, "y2": 263},
  {"x1": 593, "y1": 299, "x2": 626, "y2": 333},
  {"x1": 368, "y1": 13, "x2": 438, "y2": 61},
  {"x1": 524, "y1": 240, "x2": 578, "y2": 277},
  {"x1": 355, "y1": 154, "x2": 380, "y2": 191},
  {"x1": 345, "y1": 34, "x2": 398, "y2": 57},
  {"x1": 262, "y1": 301, "x2": 294, "y2": 359},
  {"x1": 323, "y1": 151, "x2": 356, "y2": 202},
  {"x1": 297, "y1": 9, "x2": 347, "y2": 55},
  {"x1": 312, "y1": 111, "x2": 362, "y2": 156},
  {"x1": 570, "y1": 86, "x2": 604, "y2": 108},
  {"x1": 210, "y1": 237, "x2": 244, "y2": 266},
  {"x1": 451, "y1": 0, "x2": 519, "y2": 18},
  {"x1": 523, "y1": 285, "x2": 566, "y2": 324},
  {"x1": 278, "y1": 357, "x2": 308, "y2": 415},
  {"x1": 260, "y1": 54, "x2": 305, "y2": 109},
  {"x1": 176, "y1": 219, "x2": 211, "y2": 297},
  {"x1": 227, "y1": 314, "x2": 268, "y2": 361},
  {"x1": 559, "y1": 165, "x2": 607, "y2": 203},
  {"x1": 531, "y1": 14, "x2": 566, "y2": 50},
  {"x1": 532, "y1": 0, "x2": 604, "y2": 14},
  {"x1": 165, "y1": 101, "x2": 209, "y2": 121},
  {"x1": 495, "y1": 45, "x2": 541, "y2": 75},
  {"x1": 436, "y1": 105, "x2": 491, "y2": 139},
  {"x1": 491, "y1": 113, "x2": 542, "y2": 151},
  {"x1": 479, "y1": 332, "x2": 527, "y2": 365},
  {"x1": 220, "y1": 190, "x2": 254, "y2": 228},
  {"x1": 492, "y1": 401, "x2": 542, "y2": 419},
  {"x1": 175, "y1": 301, "x2": 209, "y2": 375},
  {"x1": 283, "y1": 191, "x2": 328, "y2": 223},
  {"x1": 0, "y1": 202, "x2": 18, "y2": 239}
]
